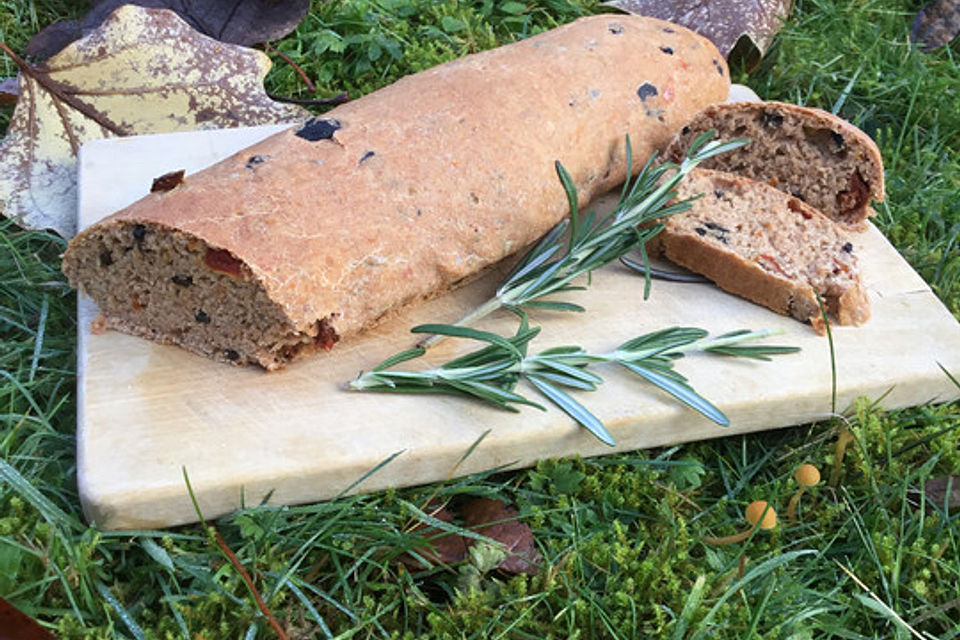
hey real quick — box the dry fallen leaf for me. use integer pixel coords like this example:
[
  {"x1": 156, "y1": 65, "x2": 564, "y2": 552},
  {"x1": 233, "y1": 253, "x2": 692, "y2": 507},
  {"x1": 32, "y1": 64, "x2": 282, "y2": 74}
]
[
  {"x1": 0, "y1": 597, "x2": 58, "y2": 640},
  {"x1": 911, "y1": 0, "x2": 960, "y2": 51},
  {"x1": 25, "y1": 0, "x2": 311, "y2": 60},
  {"x1": 923, "y1": 476, "x2": 960, "y2": 509},
  {"x1": 399, "y1": 498, "x2": 541, "y2": 575},
  {"x1": 0, "y1": 4, "x2": 308, "y2": 237},
  {"x1": 462, "y1": 498, "x2": 541, "y2": 575},
  {"x1": 603, "y1": 0, "x2": 792, "y2": 58},
  {"x1": 400, "y1": 502, "x2": 470, "y2": 570}
]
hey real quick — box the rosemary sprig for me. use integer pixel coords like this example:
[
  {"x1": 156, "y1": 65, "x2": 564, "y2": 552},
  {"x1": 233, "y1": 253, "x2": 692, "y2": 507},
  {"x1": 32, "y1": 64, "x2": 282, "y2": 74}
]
[
  {"x1": 350, "y1": 320, "x2": 799, "y2": 446},
  {"x1": 418, "y1": 132, "x2": 748, "y2": 347}
]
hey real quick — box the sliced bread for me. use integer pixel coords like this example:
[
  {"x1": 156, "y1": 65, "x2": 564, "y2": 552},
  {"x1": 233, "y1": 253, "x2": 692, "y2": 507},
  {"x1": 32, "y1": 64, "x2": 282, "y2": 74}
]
[
  {"x1": 661, "y1": 168, "x2": 870, "y2": 331},
  {"x1": 662, "y1": 101, "x2": 885, "y2": 229}
]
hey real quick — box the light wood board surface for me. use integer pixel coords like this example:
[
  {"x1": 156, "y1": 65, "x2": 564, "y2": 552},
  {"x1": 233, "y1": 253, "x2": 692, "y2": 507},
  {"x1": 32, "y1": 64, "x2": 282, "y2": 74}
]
[{"x1": 77, "y1": 125, "x2": 960, "y2": 530}]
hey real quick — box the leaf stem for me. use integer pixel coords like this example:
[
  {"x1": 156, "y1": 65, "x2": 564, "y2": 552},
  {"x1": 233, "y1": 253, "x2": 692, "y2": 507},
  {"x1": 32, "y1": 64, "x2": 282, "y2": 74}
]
[
  {"x1": 261, "y1": 42, "x2": 316, "y2": 92},
  {"x1": 0, "y1": 40, "x2": 129, "y2": 138},
  {"x1": 266, "y1": 91, "x2": 349, "y2": 106}
]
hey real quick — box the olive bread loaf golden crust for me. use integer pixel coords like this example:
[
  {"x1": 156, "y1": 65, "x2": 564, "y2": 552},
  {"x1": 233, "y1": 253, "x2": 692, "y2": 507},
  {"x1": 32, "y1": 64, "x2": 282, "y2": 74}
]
[{"x1": 63, "y1": 15, "x2": 730, "y2": 369}]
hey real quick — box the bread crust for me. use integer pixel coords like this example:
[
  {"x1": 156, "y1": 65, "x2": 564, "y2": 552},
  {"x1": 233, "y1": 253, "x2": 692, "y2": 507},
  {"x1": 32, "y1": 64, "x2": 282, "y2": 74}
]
[
  {"x1": 663, "y1": 101, "x2": 885, "y2": 229},
  {"x1": 63, "y1": 15, "x2": 730, "y2": 368},
  {"x1": 661, "y1": 169, "x2": 870, "y2": 333},
  {"x1": 662, "y1": 231, "x2": 821, "y2": 321}
]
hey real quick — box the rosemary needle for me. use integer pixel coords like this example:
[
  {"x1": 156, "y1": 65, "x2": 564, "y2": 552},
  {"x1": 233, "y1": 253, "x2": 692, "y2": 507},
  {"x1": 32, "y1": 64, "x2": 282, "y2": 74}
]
[
  {"x1": 350, "y1": 320, "x2": 799, "y2": 446},
  {"x1": 417, "y1": 132, "x2": 749, "y2": 348}
]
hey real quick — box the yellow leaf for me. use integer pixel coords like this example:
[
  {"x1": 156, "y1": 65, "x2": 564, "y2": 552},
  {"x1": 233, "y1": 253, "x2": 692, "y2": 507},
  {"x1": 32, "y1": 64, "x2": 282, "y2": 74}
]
[{"x1": 0, "y1": 5, "x2": 308, "y2": 237}]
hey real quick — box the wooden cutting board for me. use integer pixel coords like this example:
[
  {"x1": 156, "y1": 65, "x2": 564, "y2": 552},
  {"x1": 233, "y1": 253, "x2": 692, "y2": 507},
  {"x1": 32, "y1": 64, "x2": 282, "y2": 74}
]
[{"x1": 77, "y1": 125, "x2": 960, "y2": 530}]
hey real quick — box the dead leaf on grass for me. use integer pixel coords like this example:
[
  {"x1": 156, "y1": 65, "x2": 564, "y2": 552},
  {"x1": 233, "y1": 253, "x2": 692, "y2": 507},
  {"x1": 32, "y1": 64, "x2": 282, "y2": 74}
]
[
  {"x1": 400, "y1": 502, "x2": 470, "y2": 570},
  {"x1": 462, "y1": 498, "x2": 541, "y2": 575},
  {"x1": 603, "y1": 0, "x2": 792, "y2": 59},
  {"x1": 911, "y1": 0, "x2": 960, "y2": 51},
  {"x1": 25, "y1": 0, "x2": 311, "y2": 60},
  {"x1": 0, "y1": 597, "x2": 58, "y2": 640},
  {"x1": 923, "y1": 476, "x2": 960, "y2": 510},
  {"x1": 0, "y1": 4, "x2": 308, "y2": 237},
  {"x1": 400, "y1": 498, "x2": 541, "y2": 575}
]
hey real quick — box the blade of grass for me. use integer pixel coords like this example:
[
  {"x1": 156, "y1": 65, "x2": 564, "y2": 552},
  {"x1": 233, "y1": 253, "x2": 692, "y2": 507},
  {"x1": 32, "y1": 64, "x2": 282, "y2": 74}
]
[
  {"x1": 836, "y1": 561, "x2": 927, "y2": 640},
  {"x1": 28, "y1": 295, "x2": 48, "y2": 382},
  {"x1": 690, "y1": 550, "x2": 817, "y2": 639},
  {"x1": 96, "y1": 581, "x2": 147, "y2": 640}
]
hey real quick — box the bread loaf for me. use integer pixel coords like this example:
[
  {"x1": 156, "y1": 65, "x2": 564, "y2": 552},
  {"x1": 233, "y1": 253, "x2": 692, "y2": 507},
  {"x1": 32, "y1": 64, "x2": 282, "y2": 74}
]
[
  {"x1": 661, "y1": 168, "x2": 870, "y2": 331},
  {"x1": 62, "y1": 15, "x2": 729, "y2": 370},
  {"x1": 662, "y1": 101, "x2": 885, "y2": 229}
]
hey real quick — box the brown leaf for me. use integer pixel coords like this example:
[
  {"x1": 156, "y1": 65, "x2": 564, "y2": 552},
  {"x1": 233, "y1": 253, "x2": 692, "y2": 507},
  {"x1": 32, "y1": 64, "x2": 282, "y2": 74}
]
[
  {"x1": 23, "y1": 20, "x2": 84, "y2": 60},
  {"x1": 400, "y1": 503, "x2": 470, "y2": 570},
  {"x1": 0, "y1": 76, "x2": 18, "y2": 104},
  {"x1": 911, "y1": 0, "x2": 960, "y2": 52},
  {"x1": 25, "y1": 0, "x2": 311, "y2": 60},
  {"x1": 924, "y1": 476, "x2": 960, "y2": 510},
  {"x1": 0, "y1": 5, "x2": 308, "y2": 237},
  {"x1": 603, "y1": 0, "x2": 792, "y2": 58},
  {"x1": 0, "y1": 597, "x2": 58, "y2": 640},
  {"x1": 462, "y1": 498, "x2": 541, "y2": 575}
]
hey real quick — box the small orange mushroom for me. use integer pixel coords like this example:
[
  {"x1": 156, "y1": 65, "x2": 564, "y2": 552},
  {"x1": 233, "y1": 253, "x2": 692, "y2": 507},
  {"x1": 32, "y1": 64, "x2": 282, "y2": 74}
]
[
  {"x1": 787, "y1": 464, "x2": 821, "y2": 521},
  {"x1": 703, "y1": 500, "x2": 777, "y2": 545}
]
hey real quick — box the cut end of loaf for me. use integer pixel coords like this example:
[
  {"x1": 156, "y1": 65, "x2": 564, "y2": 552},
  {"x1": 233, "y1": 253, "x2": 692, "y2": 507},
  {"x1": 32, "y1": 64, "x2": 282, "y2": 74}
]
[
  {"x1": 663, "y1": 169, "x2": 870, "y2": 331},
  {"x1": 63, "y1": 222, "x2": 338, "y2": 370},
  {"x1": 664, "y1": 101, "x2": 885, "y2": 229}
]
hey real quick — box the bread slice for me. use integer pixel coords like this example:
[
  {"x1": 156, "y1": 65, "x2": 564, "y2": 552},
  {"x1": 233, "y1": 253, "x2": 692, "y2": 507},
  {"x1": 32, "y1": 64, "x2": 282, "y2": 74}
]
[
  {"x1": 63, "y1": 15, "x2": 730, "y2": 370},
  {"x1": 661, "y1": 169, "x2": 870, "y2": 331},
  {"x1": 662, "y1": 101, "x2": 885, "y2": 229}
]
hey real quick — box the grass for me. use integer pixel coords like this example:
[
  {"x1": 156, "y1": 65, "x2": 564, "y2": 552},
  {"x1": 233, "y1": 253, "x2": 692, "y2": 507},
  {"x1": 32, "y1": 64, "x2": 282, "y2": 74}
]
[{"x1": 1, "y1": 0, "x2": 959, "y2": 637}]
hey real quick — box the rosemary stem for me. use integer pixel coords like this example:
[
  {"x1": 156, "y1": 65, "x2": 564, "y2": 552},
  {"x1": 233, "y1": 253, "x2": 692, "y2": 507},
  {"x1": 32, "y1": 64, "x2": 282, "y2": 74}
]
[
  {"x1": 369, "y1": 329, "x2": 786, "y2": 390},
  {"x1": 349, "y1": 322, "x2": 796, "y2": 445}
]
